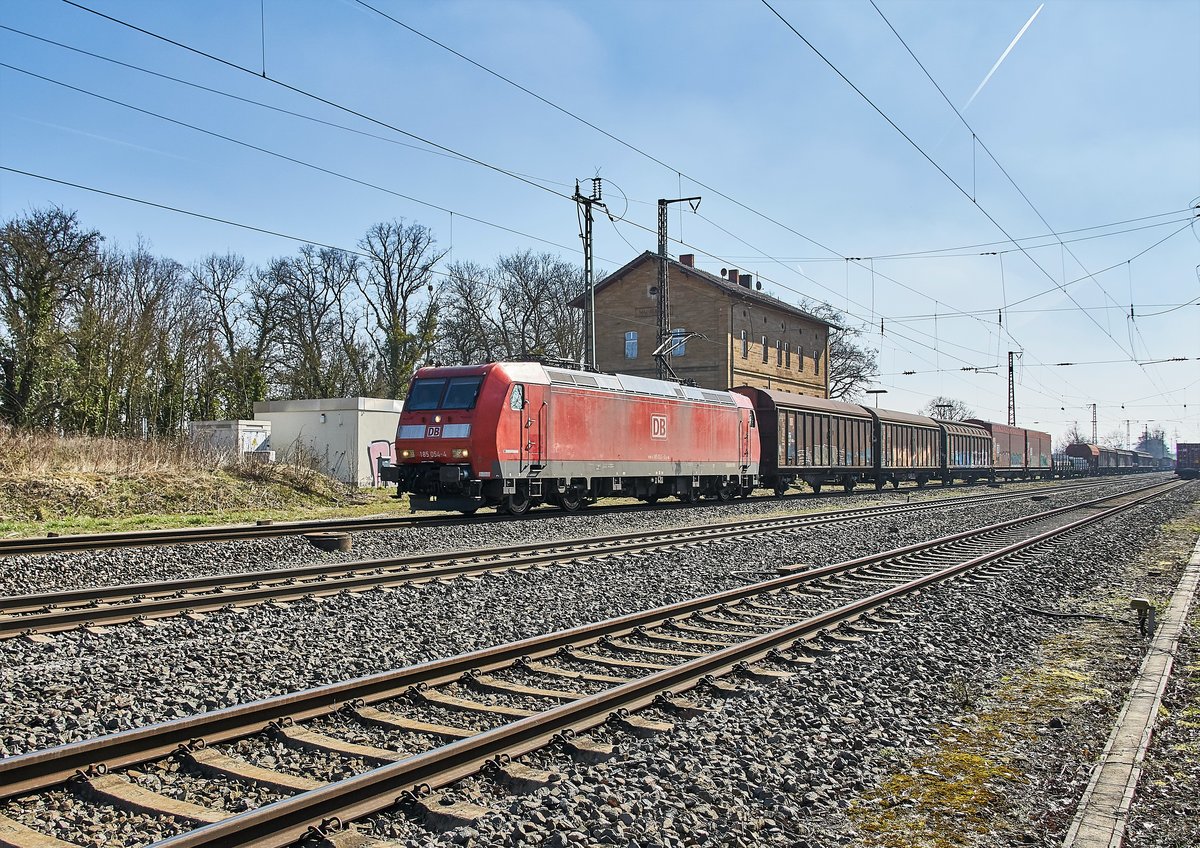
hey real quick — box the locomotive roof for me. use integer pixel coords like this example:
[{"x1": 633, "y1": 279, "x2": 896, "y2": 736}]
[
  {"x1": 545, "y1": 365, "x2": 738, "y2": 405},
  {"x1": 576, "y1": 251, "x2": 836, "y2": 328}
]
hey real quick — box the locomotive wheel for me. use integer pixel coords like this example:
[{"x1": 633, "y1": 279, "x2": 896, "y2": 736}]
[
  {"x1": 681, "y1": 488, "x2": 701, "y2": 504},
  {"x1": 716, "y1": 482, "x2": 735, "y2": 501},
  {"x1": 557, "y1": 489, "x2": 584, "y2": 512},
  {"x1": 459, "y1": 506, "x2": 480, "y2": 515},
  {"x1": 502, "y1": 492, "x2": 532, "y2": 516}
]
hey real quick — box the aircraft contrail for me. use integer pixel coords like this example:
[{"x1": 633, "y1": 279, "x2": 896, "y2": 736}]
[{"x1": 965, "y1": 3, "x2": 1045, "y2": 109}]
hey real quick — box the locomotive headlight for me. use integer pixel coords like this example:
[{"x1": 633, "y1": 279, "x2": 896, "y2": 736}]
[
  {"x1": 452, "y1": 448, "x2": 469, "y2": 458},
  {"x1": 400, "y1": 449, "x2": 414, "y2": 458},
  {"x1": 434, "y1": 414, "x2": 442, "y2": 423}
]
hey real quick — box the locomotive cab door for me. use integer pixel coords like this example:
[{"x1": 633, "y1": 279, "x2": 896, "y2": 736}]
[
  {"x1": 739, "y1": 408, "x2": 754, "y2": 470},
  {"x1": 511, "y1": 382, "x2": 545, "y2": 472}
]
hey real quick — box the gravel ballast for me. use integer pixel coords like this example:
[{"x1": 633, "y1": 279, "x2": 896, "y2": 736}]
[
  {"x1": 0, "y1": 476, "x2": 1193, "y2": 848},
  {"x1": 0, "y1": 478, "x2": 1162, "y2": 758}
]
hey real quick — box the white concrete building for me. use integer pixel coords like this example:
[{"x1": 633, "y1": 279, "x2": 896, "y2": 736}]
[
  {"x1": 188, "y1": 419, "x2": 271, "y2": 457},
  {"x1": 253, "y1": 397, "x2": 402, "y2": 486}
]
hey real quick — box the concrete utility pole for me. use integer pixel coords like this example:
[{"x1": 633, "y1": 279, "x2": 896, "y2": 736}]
[
  {"x1": 1091, "y1": 403, "x2": 1098, "y2": 444},
  {"x1": 656, "y1": 195, "x2": 701, "y2": 379},
  {"x1": 1007, "y1": 350, "x2": 1022, "y2": 426},
  {"x1": 574, "y1": 178, "x2": 607, "y2": 370}
]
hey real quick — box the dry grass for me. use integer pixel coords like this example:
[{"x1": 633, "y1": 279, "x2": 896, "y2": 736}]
[
  {"x1": 0, "y1": 428, "x2": 228, "y2": 476},
  {"x1": 0, "y1": 429, "x2": 394, "y2": 533}
]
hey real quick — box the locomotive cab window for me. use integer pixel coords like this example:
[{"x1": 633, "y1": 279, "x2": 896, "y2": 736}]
[
  {"x1": 407, "y1": 376, "x2": 484, "y2": 410},
  {"x1": 510, "y1": 383, "x2": 525, "y2": 410},
  {"x1": 442, "y1": 377, "x2": 484, "y2": 409},
  {"x1": 406, "y1": 378, "x2": 446, "y2": 411}
]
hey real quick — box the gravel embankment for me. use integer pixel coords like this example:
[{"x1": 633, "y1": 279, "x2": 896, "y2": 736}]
[
  {"x1": 0, "y1": 477, "x2": 1192, "y2": 848},
  {"x1": 1124, "y1": 617, "x2": 1199, "y2": 848},
  {"x1": 0, "y1": 478, "x2": 1125, "y2": 598},
  {"x1": 0, "y1": 478, "x2": 1160, "y2": 759},
  {"x1": 352, "y1": 488, "x2": 1198, "y2": 847}
]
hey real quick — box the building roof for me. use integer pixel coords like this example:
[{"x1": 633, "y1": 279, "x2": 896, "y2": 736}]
[{"x1": 574, "y1": 251, "x2": 835, "y2": 328}]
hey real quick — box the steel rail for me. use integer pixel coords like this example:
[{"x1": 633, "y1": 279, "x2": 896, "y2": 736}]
[
  {"x1": 0, "y1": 480, "x2": 1126, "y2": 636},
  {"x1": 0, "y1": 479, "x2": 1179, "y2": 801},
  {"x1": 0, "y1": 477, "x2": 1121, "y2": 557},
  {"x1": 151, "y1": 480, "x2": 1183, "y2": 847}
]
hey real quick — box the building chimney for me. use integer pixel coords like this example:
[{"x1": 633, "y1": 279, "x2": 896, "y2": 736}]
[
  {"x1": 739, "y1": 274, "x2": 752, "y2": 288},
  {"x1": 679, "y1": 253, "x2": 694, "y2": 267},
  {"x1": 724, "y1": 267, "x2": 738, "y2": 281}
]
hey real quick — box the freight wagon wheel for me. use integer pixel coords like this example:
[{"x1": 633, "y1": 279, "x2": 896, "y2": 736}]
[
  {"x1": 557, "y1": 489, "x2": 584, "y2": 512},
  {"x1": 643, "y1": 494, "x2": 659, "y2": 505},
  {"x1": 773, "y1": 480, "x2": 788, "y2": 497},
  {"x1": 501, "y1": 492, "x2": 532, "y2": 516}
]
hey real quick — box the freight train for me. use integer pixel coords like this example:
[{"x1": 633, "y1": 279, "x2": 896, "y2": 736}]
[
  {"x1": 1176, "y1": 443, "x2": 1200, "y2": 479},
  {"x1": 380, "y1": 361, "x2": 1160, "y2": 514}
]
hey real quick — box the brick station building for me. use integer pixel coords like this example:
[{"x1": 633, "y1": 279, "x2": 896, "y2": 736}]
[{"x1": 579, "y1": 251, "x2": 832, "y2": 397}]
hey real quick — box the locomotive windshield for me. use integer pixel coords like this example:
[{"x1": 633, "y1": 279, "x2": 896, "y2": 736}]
[{"x1": 406, "y1": 376, "x2": 484, "y2": 410}]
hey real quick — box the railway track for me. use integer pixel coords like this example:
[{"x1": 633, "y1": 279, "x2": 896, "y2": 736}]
[
  {"x1": 0, "y1": 478, "x2": 1181, "y2": 848},
  {"x1": 0, "y1": 476, "x2": 1123, "y2": 558},
  {"x1": 0, "y1": 477, "x2": 1129, "y2": 640}
]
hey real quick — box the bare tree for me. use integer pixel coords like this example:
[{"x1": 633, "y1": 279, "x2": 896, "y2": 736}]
[
  {"x1": 1060, "y1": 424, "x2": 1088, "y2": 447},
  {"x1": 357, "y1": 220, "x2": 445, "y2": 398},
  {"x1": 0, "y1": 207, "x2": 101, "y2": 427},
  {"x1": 434, "y1": 252, "x2": 584, "y2": 366},
  {"x1": 272, "y1": 245, "x2": 363, "y2": 399},
  {"x1": 1136, "y1": 426, "x2": 1168, "y2": 458},
  {"x1": 799, "y1": 300, "x2": 878, "y2": 400},
  {"x1": 435, "y1": 260, "x2": 498, "y2": 365},
  {"x1": 919, "y1": 396, "x2": 975, "y2": 421}
]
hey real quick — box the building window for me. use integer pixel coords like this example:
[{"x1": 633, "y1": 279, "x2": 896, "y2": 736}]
[
  {"x1": 671, "y1": 327, "x2": 686, "y2": 357},
  {"x1": 761, "y1": 335, "x2": 768, "y2": 363},
  {"x1": 776, "y1": 339, "x2": 783, "y2": 366},
  {"x1": 624, "y1": 331, "x2": 637, "y2": 359},
  {"x1": 814, "y1": 349, "x2": 820, "y2": 375},
  {"x1": 740, "y1": 329, "x2": 748, "y2": 359},
  {"x1": 784, "y1": 342, "x2": 791, "y2": 368}
]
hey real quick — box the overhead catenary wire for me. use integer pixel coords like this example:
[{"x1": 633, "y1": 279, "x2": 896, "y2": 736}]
[
  {"x1": 31, "y1": 2, "x2": 1197, "y2": 419},
  {"x1": 761, "y1": 0, "x2": 1143, "y2": 372},
  {"x1": 59, "y1": 0, "x2": 571, "y2": 203},
  {"x1": 868, "y1": 0, "x2": 1192, "y2": 410}
]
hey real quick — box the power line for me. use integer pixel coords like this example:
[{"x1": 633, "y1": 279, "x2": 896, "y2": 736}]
[
  {"x1": 762, "y1": 0, "x2": 1141, "y2": 367},
  {"x1": 0, "y1": 23, "x2": 577, "y2": 193},
  {"x1": 717, "y1": 212, "x2": 1197, "y2": 262},
  {"x1": 60, "y1": 0, "x2": 570, "y2": 202},
  {"x1": 868, "y1": 0, "x2": 1192, "y2": 409},
  {"x1": 0, "y1": 60, "x2": 588, "y2": 257}
]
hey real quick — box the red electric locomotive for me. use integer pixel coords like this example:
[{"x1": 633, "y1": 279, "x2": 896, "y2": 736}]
[{"x1": 382, "y1": 362, "x2": 760, "y2": 514}]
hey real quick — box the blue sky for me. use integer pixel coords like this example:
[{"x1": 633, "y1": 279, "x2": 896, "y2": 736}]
[{"x1": 2, "y1": 0, "x2": 1198, "y2": 445}]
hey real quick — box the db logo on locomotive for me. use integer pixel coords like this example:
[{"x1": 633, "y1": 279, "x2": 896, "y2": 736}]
[
  {"x1": 426, "y1": 425, "x2": 442, "y2": 438},
  {"x1": 650, "y1": 414, "x2": 667, "y2": 440}
]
